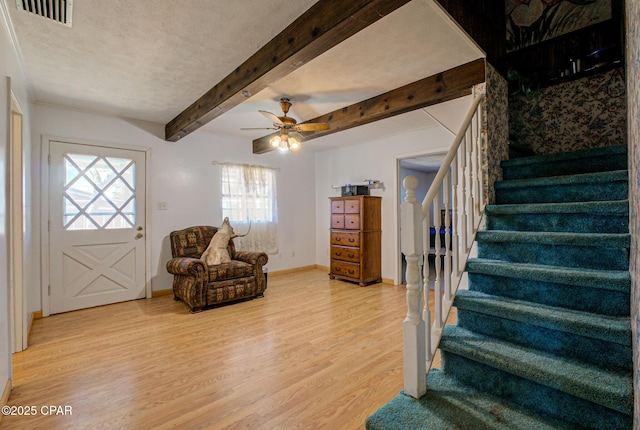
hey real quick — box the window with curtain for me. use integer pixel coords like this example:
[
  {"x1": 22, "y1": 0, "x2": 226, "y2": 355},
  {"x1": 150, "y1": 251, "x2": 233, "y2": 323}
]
[{"x1": 221, "y1": 164, "x2": 279, "y2": 254}]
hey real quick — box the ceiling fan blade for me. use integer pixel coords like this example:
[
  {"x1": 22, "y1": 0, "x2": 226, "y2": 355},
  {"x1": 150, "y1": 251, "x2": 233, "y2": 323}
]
[
  {"x1": 295, "y1": 123, "x2": 330, "y2": 132},
  {"x1": 259, "y1": 110, "x2": 284, "y2": 127},
  {"x1": 240, "y1": 127, "x2": 279, "y2": 131}
]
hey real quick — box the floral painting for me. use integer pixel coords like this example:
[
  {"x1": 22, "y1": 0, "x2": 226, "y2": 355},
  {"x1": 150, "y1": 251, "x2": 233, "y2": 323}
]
[{"x1": 506, "y1": 0, "x2": 612, "y2": 52}]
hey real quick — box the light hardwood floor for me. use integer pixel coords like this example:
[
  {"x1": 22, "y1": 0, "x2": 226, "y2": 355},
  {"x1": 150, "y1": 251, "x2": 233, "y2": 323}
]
[{"x1": 4, "y1": 269, "x2": 453, "y2": 430}]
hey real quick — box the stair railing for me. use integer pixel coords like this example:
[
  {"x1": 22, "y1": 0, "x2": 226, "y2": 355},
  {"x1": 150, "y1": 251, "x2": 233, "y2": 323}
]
[{"x1": 401, "y1": 91, "x2": 486, "y2": 398}]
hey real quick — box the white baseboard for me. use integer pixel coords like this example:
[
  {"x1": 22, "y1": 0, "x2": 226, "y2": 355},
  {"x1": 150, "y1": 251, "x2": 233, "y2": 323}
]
[
  {"x1": 0, "y1": 378, "x2": 11, "y2": 423},
  {"x1": 268, "y1": 265, "x2": 320, "y2": 277}
]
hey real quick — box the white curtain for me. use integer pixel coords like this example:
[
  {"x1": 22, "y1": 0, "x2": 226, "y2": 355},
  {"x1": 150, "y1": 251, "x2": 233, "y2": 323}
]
[{"x1": 221, "y1": 164, "x2": 279, "y2": 254}]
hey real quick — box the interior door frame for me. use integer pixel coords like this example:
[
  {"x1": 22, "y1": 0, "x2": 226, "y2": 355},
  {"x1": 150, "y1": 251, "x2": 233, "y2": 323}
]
[
  {"x1": 8, "y1": 80, "x2": 26, "y2": 353},
  {"x1": 395, "y1": 148, "x2": 449, "y2": 286},
  {"x1": 40, "y1": 135, "x2": 152, "y2": 317}
]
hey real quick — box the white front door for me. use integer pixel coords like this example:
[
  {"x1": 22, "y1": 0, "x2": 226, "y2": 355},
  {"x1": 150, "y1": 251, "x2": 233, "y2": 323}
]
[{"x1": 49, "y1": 141, "x2": 147, "y2": 314}]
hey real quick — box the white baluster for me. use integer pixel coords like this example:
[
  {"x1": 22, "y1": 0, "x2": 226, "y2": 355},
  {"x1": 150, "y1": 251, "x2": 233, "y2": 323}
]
[
  {"x1": 443, "y1": 174, "x2": 452, "y2": 301},
  {"x1": 471, "y1": 125, "x2": 478, "y2": 224},
  {"x1": 452, "y1": 155, "x2": 461, "y2": 277},
  {"x1": 433, "y1": 193, "x2": 442, "y2": 328},
  {"x1": 466, "y1": 129, "x2": 474, "y2": 246},
  {"x1": 460, "y1": 137, "x2": 469, "y2": 254},
  {"x1": 401, "y1": 176, "x2": 426, "y2": 399},
  {"x1": 422, "y1": 216, "x2": 432, "y2": 362}
]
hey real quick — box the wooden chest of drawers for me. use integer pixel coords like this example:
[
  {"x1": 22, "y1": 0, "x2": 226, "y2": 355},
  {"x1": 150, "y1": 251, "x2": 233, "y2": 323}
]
[{"x1": 329, "y1": 196, "x2": 381, "y2": 286}]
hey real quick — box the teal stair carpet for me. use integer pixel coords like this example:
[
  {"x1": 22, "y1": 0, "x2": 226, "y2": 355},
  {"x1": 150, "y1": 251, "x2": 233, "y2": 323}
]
[{"x1": 367, "y1": 144, "x2": 633, "y2": 429}]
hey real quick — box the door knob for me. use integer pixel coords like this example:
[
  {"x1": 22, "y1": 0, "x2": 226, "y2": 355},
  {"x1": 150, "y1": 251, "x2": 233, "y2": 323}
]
[
  {"x1": 137, "y1": 226, "x2": 143, "y2": 231},
  {"x1": 136, "y1": 233, "x2": 144, "y2": 239}
]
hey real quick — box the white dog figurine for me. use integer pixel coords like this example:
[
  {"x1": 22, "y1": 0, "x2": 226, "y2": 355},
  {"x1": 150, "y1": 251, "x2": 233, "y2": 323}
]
[{"x1": 200, "y1": 217, "x2": 251, "y2": 265}]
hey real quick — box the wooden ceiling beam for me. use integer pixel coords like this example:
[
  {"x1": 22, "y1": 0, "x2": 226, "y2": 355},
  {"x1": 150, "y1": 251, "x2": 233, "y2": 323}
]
[
  {"x1": 252, "y1": 58, "x2": 485, "y2": 154},
  {"x1": 164, "y1": 0, "x2": 412, "y2": 142}
]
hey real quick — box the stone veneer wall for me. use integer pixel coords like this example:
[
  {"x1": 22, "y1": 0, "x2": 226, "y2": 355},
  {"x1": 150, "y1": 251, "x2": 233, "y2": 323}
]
[
  {"x1": 626, "y1": 0, "x2": 640, "y2": 426},
  {"x1": 509, "y1": 67, "x2": 626, "y2": 155},
  {"x1": 484, "y1": 62, "x2": 509, "y2": 204}
]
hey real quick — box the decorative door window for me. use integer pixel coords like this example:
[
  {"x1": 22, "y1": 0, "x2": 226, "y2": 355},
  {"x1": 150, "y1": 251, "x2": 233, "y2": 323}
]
[{"x1": 63, "y1": 153, "x2": 136, "y2": 230}]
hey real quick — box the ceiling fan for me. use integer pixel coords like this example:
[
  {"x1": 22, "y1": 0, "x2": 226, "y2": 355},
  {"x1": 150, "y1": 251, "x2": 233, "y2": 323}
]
[{"x1": 242, "y1": 97, "x2": 330, "y2": 152}]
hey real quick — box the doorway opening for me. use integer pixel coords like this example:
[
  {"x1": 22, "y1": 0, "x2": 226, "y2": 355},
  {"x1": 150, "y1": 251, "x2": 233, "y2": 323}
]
[{"x1": 397, "y1": 151, "x2": 447, "y2": 285}]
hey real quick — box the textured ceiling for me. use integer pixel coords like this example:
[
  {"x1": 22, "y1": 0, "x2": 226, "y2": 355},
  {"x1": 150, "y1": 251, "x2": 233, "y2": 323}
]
[
  {"x1": 6, "y1": 0, "x2": 483, "y2": 150},
  {"x1": 401, "y1": 152, "x2": 448, "y2": 172}
]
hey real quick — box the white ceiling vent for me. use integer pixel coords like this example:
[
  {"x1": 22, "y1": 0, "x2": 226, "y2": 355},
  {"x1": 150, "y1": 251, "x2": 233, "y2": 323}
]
[{"x1": 16, "y1": 0, "x2": 73, "y2": 27}]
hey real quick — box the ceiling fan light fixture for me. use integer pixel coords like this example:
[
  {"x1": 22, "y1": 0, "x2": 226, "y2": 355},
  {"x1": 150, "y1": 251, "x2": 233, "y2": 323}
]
[
  {"x1": 270, "y1": 135, "x2": 281, "y2": 147},
  {"x1": 244, "y1": 98, "x2": 328, "y2": 153},
  {"x1": 278, "y1": 141, "x2": 289, "y2": 152}
]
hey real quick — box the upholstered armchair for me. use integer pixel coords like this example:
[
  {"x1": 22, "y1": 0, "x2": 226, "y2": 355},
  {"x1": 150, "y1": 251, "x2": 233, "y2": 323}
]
[{"x1": 166, "y1": 226, "x2": 268, "y2": 313}]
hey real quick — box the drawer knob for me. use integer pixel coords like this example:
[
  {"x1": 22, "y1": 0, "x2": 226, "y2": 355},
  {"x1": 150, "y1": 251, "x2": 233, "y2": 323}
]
[
  {"x1": 336, "y1": 237, "x2": 341, "y2": 241},
  {"x1": 348, "y1": 254, "x2": 355, "y2": 258},
  {"x1": 348, "y1": 269, "x2": 355, "y2": 275},
  {"x1": 335, "y1": 267, "x2": 341, "y2": 272},
  {"x1": 348, "y1": 238, "x2": 354, "y2": 242},
  {"x1": 336, "y1": 252, "x2": 342, "y2": 256}
]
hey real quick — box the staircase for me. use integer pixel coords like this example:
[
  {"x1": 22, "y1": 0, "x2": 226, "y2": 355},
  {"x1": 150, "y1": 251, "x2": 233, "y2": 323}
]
[{"x1": 367, "y1": 144, "x2": 633, "y2": 429}]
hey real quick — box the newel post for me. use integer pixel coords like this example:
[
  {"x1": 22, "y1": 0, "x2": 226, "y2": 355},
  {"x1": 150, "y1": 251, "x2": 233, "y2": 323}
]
[{"x1": 401, "y1": 176, "x2": 426, "y2": 398}]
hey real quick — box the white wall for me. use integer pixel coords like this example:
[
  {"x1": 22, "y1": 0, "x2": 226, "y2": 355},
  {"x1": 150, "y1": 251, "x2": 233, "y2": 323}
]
[
  {"x1": 315, "y1": 124, "x2": 457, "y2": 284},
  {"x1": 1, "y1": 0, "x2": 33, "y2": 396},
  {"x1": 31, "y1": 99, "x2": 469, "y2": 313},
  {"x1": 31, "y1": 104, "x2": 317, "y2": 310}
]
